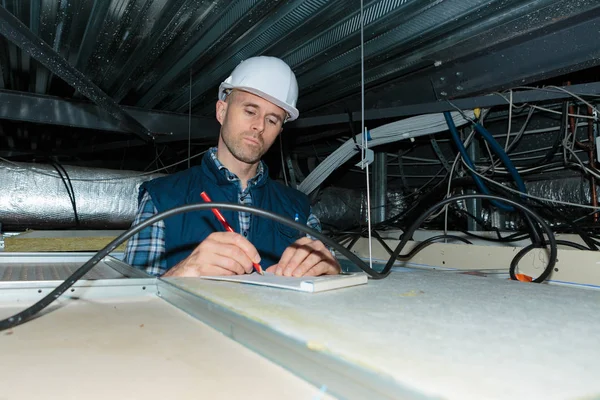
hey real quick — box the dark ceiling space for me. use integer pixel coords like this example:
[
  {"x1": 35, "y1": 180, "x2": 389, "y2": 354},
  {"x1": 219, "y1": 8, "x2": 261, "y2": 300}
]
[{"x1": 0, "y1": 0, "x2": 599, "y2": 172}]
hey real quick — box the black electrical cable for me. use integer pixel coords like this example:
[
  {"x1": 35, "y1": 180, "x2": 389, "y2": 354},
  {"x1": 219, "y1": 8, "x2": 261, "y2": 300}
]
[
  {"x1": 0, "y1": 202, "x2": 387, "y2": 332},
  {"x1": 366, "y1": 230, "x2": 473, "y2": 257},
  {"x1": 346, "y1": 230, "x2": 474, "y2": 265},
  {"x1": 54, "y1": 161, "x2": 80, "y2": 227},
  {"x1": 450, "y1": 207, "x2": 518, "y2": 241},
  {"x1": 521, "y1": 195, "x2": 598, "y2": 251},
  {"x1": 407, "y1": 234, "x2": 472, "y2": 246},
  {"x1": 509, "y1": 239, "x2": 590, "y2": 281},
  {"x1": 450, "y1": 195, "x2": 547, "y2": 247},
  {"x1": 551, "y1": 240, "x2": 591, "y2": 251},
  {"x1": 0, "y1": 195, "x2": 558, "y2": 331},
  {"x1": 460, "y1": 230, "x2": 530, "y2": 243},
  {"x1": 380, "y1": 194, "x2": 557, "y2": 282},
  {"x1": 345, "y1": 234, "x2": 361, "y2": 251},
  {"x1": 397, "y1": 235, "x2": 472, "y2": 260},
  {"x1": 49, "y1": 161, "x2": 80, "y2": 227},
  {"x1": 452, "y1": 205, "x2": 543, "y2": 246},
  {"x1": 442, "y1": 175, "x2": 593, "y2": 248},
  {"x1": 364, "y1": 169, "x2": 453, "y2": 231},
  {"x1": 371, "y1": 230, "x2": 394, "y2": 255},
  {"x1": 411, "y1": 175, "x2": 543, "y2": 246}
]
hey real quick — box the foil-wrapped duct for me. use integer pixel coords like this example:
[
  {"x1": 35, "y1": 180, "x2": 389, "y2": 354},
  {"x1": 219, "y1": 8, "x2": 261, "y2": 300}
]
[
  {"x1": 526, "y1": 176, "x2": 590, "y2": 206},
  {"x1": 489, "y1": 176, "x2": 591, "y2": 230},
  {"x1": 1, "y1": 158, "x2": 591, "y2": 233},
  {"x1": 0, "y1": 161, "x2": 164, "y2": 230},
  {"x1": 461, "y1": 176, "x2": 592, "y2": 230},
  {"x1": 311, "y1": 187, "x2": 364, "y2": 230},
  {"x1": 311, "y1": 186, "x2": 406, "y2": 230},
  {"x1": 312, "y1": 176, "x2": 593, "y2": 231}
]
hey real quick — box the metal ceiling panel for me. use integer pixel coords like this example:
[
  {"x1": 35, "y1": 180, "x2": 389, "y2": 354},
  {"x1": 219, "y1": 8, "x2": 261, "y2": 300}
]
[
  {"x1": 0, "y1": 0, "x2": 599, "y2": 146},
  {"x1": 159, "y1": 0, "x2": 339, "y2": 112},
  {"x1": 306, "y1": 0, "x2": 600, "y2": 116},
  {"x1": 135, "y1": 0, "x2": 273, "y2": 108},
  {"x1": 0, "y1": 4, "x2": 154, "y2": 142}
]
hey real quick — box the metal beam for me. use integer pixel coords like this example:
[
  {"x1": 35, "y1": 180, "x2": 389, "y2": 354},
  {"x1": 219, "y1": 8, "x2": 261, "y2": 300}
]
[
  {"x1": 289, "y1": 81, "x2": 600, "y2": 129},
  {"x1": 372, "y1": 152, "x2": 387, "y2": 224},
  {"x1": 0, "y1": 6, "x2": 154, "y2": 143},
  {"x1": 466, "y1": 132, "x2": 481, "y2": 232},
  {"x1": 0, "y1": 89, "x2": 220, "y2": 141},
  {"x1": 430, "y1": 7, "x2": 600, "y2": 101}
]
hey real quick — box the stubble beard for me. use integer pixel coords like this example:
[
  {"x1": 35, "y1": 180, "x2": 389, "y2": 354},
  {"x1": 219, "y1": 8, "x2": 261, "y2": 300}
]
[{"x1": 222, "y1": 130, "x2": 264, "y2": 164}]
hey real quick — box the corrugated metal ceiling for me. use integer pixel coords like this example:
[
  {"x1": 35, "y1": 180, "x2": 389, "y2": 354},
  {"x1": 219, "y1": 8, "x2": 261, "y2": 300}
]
[
  {"x1": 0, "y1": 0, "x2": 599, "y2": 168},
  {"x1": 2, "y1": 0, "x2": 599, "y2": 119}
]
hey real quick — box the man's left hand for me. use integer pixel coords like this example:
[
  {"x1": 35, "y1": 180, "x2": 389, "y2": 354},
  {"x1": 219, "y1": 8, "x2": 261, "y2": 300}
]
[{"x1": 266, "y1": 237, "x2": 341, "y2": 277}]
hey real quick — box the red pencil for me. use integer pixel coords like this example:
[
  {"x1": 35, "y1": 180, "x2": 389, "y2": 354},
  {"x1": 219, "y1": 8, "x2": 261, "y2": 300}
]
[{"x1": 200, "y1": 191, "x2": 264, "y2": 275}]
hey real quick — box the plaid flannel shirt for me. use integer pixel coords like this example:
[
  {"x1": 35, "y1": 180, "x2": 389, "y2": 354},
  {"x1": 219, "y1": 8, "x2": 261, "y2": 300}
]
[{"x1": 124, "y1": 148, "x2": 323, "y2": 276}]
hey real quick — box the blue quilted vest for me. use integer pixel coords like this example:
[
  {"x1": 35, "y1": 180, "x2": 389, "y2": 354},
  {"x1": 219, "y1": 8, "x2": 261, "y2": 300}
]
[{"x1": 140, "y1": 152, "x2": 310, "y2": 271}]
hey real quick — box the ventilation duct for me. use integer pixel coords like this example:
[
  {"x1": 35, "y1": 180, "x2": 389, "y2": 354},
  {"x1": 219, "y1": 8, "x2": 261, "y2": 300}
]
[{"x1": 0, "y1": 161, "x2": 164, "y2": 231}]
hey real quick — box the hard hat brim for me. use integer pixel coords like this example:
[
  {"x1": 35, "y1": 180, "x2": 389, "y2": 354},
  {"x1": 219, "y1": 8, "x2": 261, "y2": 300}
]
[{"x1": 219, "y1": 83, "x2": 299, "y2": 122}]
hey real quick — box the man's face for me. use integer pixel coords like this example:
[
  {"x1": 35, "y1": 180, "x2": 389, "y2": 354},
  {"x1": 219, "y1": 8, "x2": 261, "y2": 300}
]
[{"x1": 216, "y1": 90, "x2": 286, "y2": 164}]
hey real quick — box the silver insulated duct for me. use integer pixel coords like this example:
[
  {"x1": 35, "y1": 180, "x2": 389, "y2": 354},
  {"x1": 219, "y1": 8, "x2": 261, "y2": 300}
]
[{"x1": 0, "y1": 161, "x2": 165, "y2": 230}]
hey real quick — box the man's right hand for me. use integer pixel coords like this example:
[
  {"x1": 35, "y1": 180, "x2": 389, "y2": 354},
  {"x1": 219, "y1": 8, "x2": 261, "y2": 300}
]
[{"x1": 162, "y1": 232, "x2": 261, "y2": 277}]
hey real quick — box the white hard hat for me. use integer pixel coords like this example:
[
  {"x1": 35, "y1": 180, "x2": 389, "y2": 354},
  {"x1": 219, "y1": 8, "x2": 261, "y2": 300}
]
[{"x1": 218, "y1": 56, "x2": 299, "y2": 122}]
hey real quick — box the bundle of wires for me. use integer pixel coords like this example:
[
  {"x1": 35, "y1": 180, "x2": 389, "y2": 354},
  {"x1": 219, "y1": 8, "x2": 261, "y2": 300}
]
[
  {"x1": 443, "y1": 111, "x2": 527, "y2": 211},
  {"x1": 320, "y1": 101, "x2": 598, "y2": 288},
  {"x1": 298, "y1": 111, "x2": 475, "y2": 195}
]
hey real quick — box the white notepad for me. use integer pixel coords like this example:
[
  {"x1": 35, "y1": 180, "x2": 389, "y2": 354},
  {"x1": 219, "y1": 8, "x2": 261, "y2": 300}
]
[{"x1": 199, "y1": 272, "x2": 368, "y2": 293}]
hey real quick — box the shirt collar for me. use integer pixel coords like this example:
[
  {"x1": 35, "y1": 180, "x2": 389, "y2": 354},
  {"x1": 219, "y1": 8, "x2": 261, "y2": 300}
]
[{"x1": 208, "y1": 147, "x2": 265, "y2": 187}]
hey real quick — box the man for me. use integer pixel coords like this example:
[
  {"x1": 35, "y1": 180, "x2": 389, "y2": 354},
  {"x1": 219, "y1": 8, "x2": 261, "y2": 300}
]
[{"x1": 124, "y1": 56, "x2": 340, "y2": 278}]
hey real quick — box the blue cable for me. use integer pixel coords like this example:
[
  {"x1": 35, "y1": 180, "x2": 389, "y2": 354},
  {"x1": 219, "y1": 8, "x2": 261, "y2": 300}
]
[
  {"x1": 471, "y1": 120, "x2": 527, "y2": 194},
  {"x1": 443, "y1": 112, "x2": 527, "y2": 211}
]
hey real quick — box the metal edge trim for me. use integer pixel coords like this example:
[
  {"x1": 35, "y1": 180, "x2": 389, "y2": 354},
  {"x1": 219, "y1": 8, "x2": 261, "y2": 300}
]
[
  {"x1": 0, "y1": 278, "x2": 157, "y2": 290},
  {"x1": 156, "y1": 279, "x2": 437, "y2": 400},
  {"x1": 102, "y1": 256, "x2": 155, "y2": 279}
]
